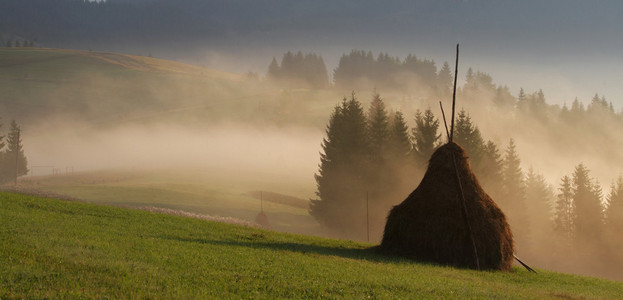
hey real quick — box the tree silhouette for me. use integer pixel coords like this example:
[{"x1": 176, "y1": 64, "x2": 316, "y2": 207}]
[
  {"x1": 411, "y1": 108, "x2": 440, "y2": 165},
  {"x1": 310, "y1": 94, "x2": 370, "y2": 237}
]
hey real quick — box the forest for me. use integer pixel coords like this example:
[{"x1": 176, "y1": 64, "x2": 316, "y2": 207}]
[{"x1": 263, "y1": 50, "x2": 623, "y2": 279}]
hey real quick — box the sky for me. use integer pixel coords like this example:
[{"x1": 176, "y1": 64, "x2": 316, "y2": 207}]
[{"x1": 182, "y1": 0, "x2": 623, "y2": 108}]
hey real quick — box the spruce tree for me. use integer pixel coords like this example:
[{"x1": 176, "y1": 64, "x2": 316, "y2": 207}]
[
  {"x1": 453, "y1": 109, "x2": 485, "y2": 166},
  {"x1": 365, "y1": 92, "x2": 392, "y2": 218},
  {"x1": 267, "y1": 57, "x2": 280, "y2": 80},
  {"x1": 367, "y1": 92, "x2": 389, "y2": 161},
  {"x1": 436, "y1": 61, "x2": 453, "y2": 99},
  {"x1": 3, "y1": 120, "x2": 28, "y2": 183},
  {"x1": 411, "y1": 108, "x2": 440, "y2": 164},
  {"x1": 387, "y1": 111, "x2": 412, "y2": 159},
  {"x1": 500, "y1": 138, "x2": 529, "y2": 252},
  {"x1": 478, "y1": 140, "x2": 503, "y2": 197},
  {"x1": 524, "y1": 167, "x2": 554, "y2": 235},
  {"x1": 572, "y1": 163, "x2": 604, "y2": 243},
  {"x1": 605, "y1": 175, "x2": 623, "y2": 243},
  {"x1": 555, "y1": 175, "x2": 574, "y2": 241},
  {"x1": 310, "y1": 94, "x2": 370, "y2": 238}
]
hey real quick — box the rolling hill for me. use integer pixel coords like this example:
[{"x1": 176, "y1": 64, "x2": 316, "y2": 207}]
[
  {"x1": 2, "y1": 192, "x2": 622, "y2": 298},
  {"x1": 0, "y1": 47, "x2": 335, "y2": 130}
]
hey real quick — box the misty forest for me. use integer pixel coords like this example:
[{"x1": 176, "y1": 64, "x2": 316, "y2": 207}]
[{"x1": 2, "y1": 0, "x2": 623, "y2": 298}]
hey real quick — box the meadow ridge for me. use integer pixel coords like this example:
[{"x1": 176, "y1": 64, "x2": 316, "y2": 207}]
[{"x1": 1, "y1": 192, "x2": 623, "y2": 299}]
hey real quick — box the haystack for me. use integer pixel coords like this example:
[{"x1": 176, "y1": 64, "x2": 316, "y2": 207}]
[{"x1": 379, "y1": 142, "x2": 514, "y2": 270}]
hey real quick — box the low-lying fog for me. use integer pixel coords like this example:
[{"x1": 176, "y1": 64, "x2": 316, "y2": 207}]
[{"x1": 24, "y1": 123, "x2": 323, "y2": 198}]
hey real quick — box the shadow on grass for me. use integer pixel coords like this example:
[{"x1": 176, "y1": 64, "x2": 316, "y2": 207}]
[{"x1": 158, "y1": 234, "x2": 421, "y2": 265}]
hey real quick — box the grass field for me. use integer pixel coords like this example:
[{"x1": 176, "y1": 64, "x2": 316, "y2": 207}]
[
  {"x1": 2, "y1": 192, "x2": 622, "y2": 298},
  {"x1": 0, "y1": 47, "x2": 337, "y2": 128},
  {"x1": 20, "y1": 169, "x2": 322, "y2": 236}
]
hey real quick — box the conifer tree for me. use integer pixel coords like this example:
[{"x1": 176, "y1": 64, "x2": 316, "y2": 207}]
[
  {"x1": 3, "y1": 120, "x2": 28, "y2": 183},
  {"x1": 365, "y1": 92, "x2": 392, "y2": 213},
  {"x1": 411, "y1": 108, "x2": 440, "y2": 164},
  {"x1": 310, "y1": 94, "x2": 370, "y2": 237},
  {"x1": 267, "y1": 57, "x2": 280, "y2": 80},
  {"x1": 554, "y1": 175, "x2": 574, "y2": 241},
  {"x1": 605, "y1": 175, "x2": 623, "y2": 242},
  {"x1": 525, "y1": 167, "x2": 554, "y2": 234},
  {"x1": 387, "y1": 111, "x2": 412, "y2": 159},
  {"x1": 453, "y1": 109, "x2": 485, "y2": 166},
  {"x1": 478, "y1": 140, "x2": 503, "y2": 197},
  {"x1": 500, "y1": 138, "x2": 529, "y2": 251},
  {"x1": 572, "y1": 163, "x2": 604, "y2": 242},
  {"x1": 366, "y1": 92, "x2": 389, "y2": 161},
  {"x1": 436, "y1": 61, "x2": 453, "y2": 98}
]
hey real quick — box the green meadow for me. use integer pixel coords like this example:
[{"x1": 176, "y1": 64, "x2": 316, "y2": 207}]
[{"x1": 2, "y1": 192, "x2": 622, "y2": 299}]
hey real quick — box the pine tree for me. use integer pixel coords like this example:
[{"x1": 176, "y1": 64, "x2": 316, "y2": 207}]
[
  {"x1": 500, "y1": 138, "x2": 529, "y2": 252},
  {"x1": 554, "y1": 175, "x2": 574, "y2": 241},
  {"x1": 436, "y1": 61, "x2": 453, "y2": 99},
  {"x1": 3, "y1": 120, "x2": 28, "y2": 183},
  {"x1": 267, "y1": 57, "x2": 280, "y2": 80},
  {"x1": 453, "y1": 109, "x2": 485, "y2": 166},
  {"x1": 386, "y1": 110, "x2": 417, "y2": 191},
  {"x1": 501, "y1": 139, "x2": 524, "y2": 199},
  {"x1": 310, "y1": 94, "x2": 370, "y2": 237},
  {"x1": 412, "y1": 108, "x2": 440, "y2": 164},
  {"x1": 605, "y1": 175, "x2": 623, "y2": 244},
  {"x1": 367, "y1": 92, "x2": 389, "y2": 161},
  {"x1": 524, "y1": 167, "x2": 554, "y2": 235},
  {"x1": 572, "y1": 163, "x2": 604, "y2": 242},
  {"x1": 478, "y1": 140, "x2": 503, "y2": 197},
  {"x1": 365, "y1": 92, "x2": 392, "y2": 214},
  {"x1": 387, "y1": 111, "x2": 412, "y2": 159}
]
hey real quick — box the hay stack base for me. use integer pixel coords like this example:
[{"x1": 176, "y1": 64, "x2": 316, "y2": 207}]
[{"x1": 380, "y1": 142, "x2": 514, "y2": 270}]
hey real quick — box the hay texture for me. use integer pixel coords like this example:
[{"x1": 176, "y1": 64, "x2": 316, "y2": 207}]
[{"x1": 380, "y1": 142, "x2": 514, "y2": 270}]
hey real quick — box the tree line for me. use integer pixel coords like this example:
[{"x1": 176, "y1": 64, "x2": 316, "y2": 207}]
[
  {"x1": 311, "y1": 92, "x2": 623, "y2": 272},
  {"x1": 1, "y1": 38, "x2": 37, "y2": 48},
  {"x1": 267, "y1": 51, "x2": 330, "y2": 89},
  {"x1": 265, "y1": 50, "x2": 623, "y2": 125}
]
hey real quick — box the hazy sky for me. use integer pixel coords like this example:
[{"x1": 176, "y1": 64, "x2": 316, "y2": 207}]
[{"x1": 187, "y1": 0, "x2": 623, "y2": 108}]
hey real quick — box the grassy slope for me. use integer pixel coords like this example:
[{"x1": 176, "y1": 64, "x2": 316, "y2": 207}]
[
  {"x1": 2, "y1": 192, "x2": 622, "y2": 299},
  {"x1": 0, "y1": 47, "x2": 335, "y2": 128},
  {"x1": 23, "y1": 170, "x2": 320, "y2": 236}
]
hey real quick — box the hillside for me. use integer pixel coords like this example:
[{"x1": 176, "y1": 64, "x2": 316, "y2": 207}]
[
  {"x1": 1, "y1": 192, "x2": 622, "y2": 298},
  {"x1": 0, "y1": 47, "x2": 249, "y2": 126},
  {"x1": 0, "y1": 47, "x2": 335, "y2": 130}
]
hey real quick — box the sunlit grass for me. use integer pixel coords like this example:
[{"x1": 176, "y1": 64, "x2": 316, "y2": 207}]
[
  {"x1": 1, "y1": 192, "x2": 622, "y2": 298},
  {"x1": 27, "y1": 169, "x2": 320, "y2": 235}
]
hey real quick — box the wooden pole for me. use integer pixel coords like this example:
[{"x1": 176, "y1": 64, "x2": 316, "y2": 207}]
[
  {"x1": 452, "y1": 152, "x2": 480, "y2": 270},
  {"x1": 439, "y1": 101, "x2": 450, "y2": 142},
  {"x1": 514, "y1": 254, "x2": 537, "y2": 274},
  {"x1": 14, "y1": 128, "x2": 20, "y2": 185},
  {"x1": 260, "y1": 191, "x2": 264, "y2": 212},
  {"x1": 366, "y1": 191, "x2": 370, "y2": 243},
  {"x1": 450, "y1": 44, "x2": 459, "y2": 142}
]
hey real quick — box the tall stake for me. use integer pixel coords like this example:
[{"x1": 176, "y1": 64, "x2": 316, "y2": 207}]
[
  {"x1": 450, "y1": 44, "x2": 459, "y2": 142},
  {"x1": 14, "y1": 128, "x2": 20, "y2": 185},
  {"x1": 453, "y1": 153, "x2": 480, "y2": 270},
  {"x1": 366, "y1": 191, "x2": 370, "y2": 243},
  {"x1": 439, "y1": 101, "x2": 450, "y2": 142}
]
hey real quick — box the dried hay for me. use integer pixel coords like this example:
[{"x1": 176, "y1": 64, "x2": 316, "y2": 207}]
[{"x1": 380, "y1": 142, "x2": 514, "y2": 270}]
